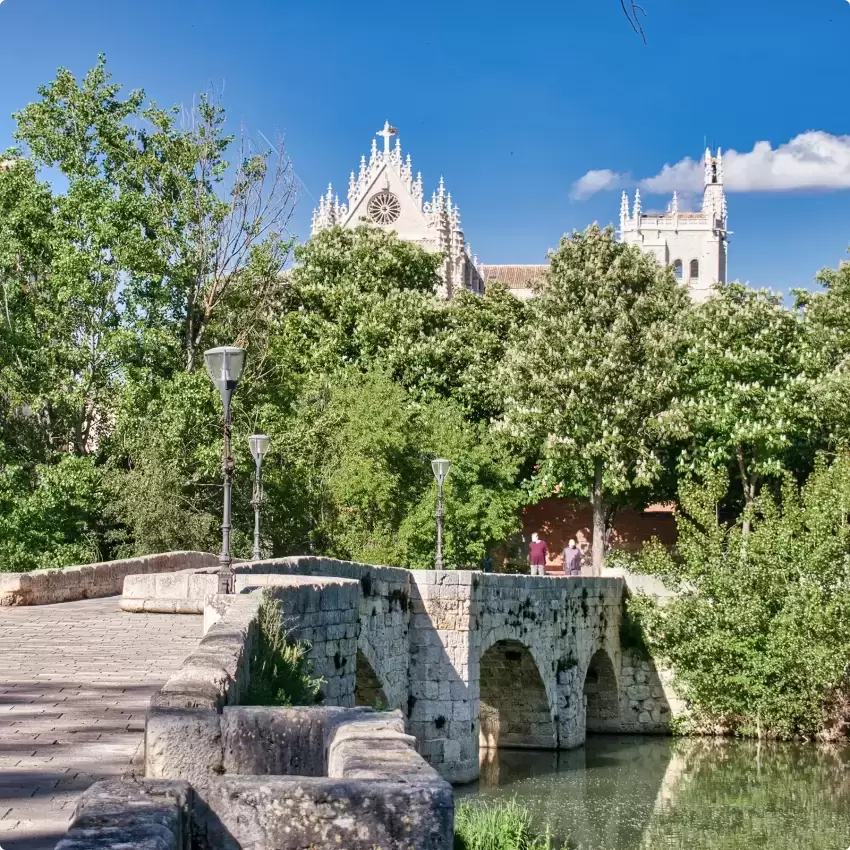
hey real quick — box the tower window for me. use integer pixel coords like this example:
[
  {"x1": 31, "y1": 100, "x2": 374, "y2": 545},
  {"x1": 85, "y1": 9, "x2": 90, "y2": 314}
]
[
  {"x1": 690, "y1": 259, "x2": 699, "y2": 281},
  {"x1": 673, "y1": 260, "x2": 683, "y2": 281}
]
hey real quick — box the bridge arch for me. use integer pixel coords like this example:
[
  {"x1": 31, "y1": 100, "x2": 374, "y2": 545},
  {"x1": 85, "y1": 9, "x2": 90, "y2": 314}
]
[
  {"x1": 583, "y1": 647, "x2": 620, "y2": 732},
  {"x1": 478, "y1": 638, "x2": 556, "y2": 750}
]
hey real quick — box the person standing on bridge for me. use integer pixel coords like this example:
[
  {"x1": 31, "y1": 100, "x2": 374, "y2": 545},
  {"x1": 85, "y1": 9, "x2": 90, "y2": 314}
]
[
  {"x1": 528, "y1": 532, "x2": 549, "y2": 576},
  {"x1": 562, "y1": 538, "x2": 582, "y2": 576}
]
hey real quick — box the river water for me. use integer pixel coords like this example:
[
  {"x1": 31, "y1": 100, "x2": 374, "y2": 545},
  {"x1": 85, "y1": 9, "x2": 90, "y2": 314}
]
[{"x1": 458, "y1": 736, "x2": 850, "y2": 849}]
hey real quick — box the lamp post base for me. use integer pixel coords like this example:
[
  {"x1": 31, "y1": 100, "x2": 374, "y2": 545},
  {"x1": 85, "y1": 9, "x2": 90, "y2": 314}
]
[{"x1": 217, "y1": 560, "x2": 234, "y2": 594}]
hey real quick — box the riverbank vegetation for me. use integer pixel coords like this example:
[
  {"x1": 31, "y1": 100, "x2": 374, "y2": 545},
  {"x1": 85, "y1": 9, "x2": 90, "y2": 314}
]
[
  {"x1": 454, "y1": 799, "x2": 562, "y2": 850},
  {"x1": 628, "y1": 454, "x2": 850, "y2": 740},
  {"x1": 4, "y1": 59, "x2": 850, "y2": 738}
]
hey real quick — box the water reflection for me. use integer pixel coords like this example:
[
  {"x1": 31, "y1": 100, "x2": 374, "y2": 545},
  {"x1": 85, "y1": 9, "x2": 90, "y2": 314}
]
[{"x1": 459, "y1": 736, "x2": 850, "y2": 849}]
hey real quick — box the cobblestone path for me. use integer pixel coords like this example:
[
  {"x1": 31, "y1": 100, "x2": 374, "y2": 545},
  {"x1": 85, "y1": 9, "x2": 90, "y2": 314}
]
[{"x1": 0, "y1": 597, "x2": 203, "y2": 850}]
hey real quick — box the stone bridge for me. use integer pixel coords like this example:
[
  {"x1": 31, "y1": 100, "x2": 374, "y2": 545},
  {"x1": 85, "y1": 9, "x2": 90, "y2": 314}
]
[{"x1": 124, "y1": 557, "x2": 678, "y2": 784}]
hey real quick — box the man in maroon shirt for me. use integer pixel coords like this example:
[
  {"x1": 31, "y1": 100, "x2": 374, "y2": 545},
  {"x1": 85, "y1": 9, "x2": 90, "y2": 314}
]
[{"x1": 528, "y1": 532, "x2": 548, "y2": 576}]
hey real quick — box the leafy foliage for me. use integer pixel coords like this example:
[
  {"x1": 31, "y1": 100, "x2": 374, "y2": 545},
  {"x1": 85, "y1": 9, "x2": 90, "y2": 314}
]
[
  {"x1": 454, "y1": 799, "x2": 563, "y2": 850},
  {"x1": 629, "y1": 453, "x2": 850, "y2": 739},
  {"x1": 796, "y1": 252, "x2": 850, "y2": 445},
  {"x1": 676, "y1": 282, "x2": 809, "y2": 525},
  {"x1": 504, "y1": 224, "x2": 689, "y2": 570},
  {"x1": 0, "y1": 454, "x2": 112, "y2": 571},
  {"x1": 246, "y1": 592, "x2": 324, "y2": 707}
]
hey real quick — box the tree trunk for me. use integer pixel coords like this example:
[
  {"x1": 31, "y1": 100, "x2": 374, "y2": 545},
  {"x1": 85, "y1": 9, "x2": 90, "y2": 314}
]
[
  {"x1": 590, "y1": 459, "x2": 607, "y2": 576},
  {"x1": 736, "y1": 445, "x2": 758, "y2": 537}
]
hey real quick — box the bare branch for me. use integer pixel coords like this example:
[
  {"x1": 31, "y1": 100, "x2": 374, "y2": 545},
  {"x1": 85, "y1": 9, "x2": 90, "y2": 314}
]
[{"x1": 619, "y1": 0, "x2": 647, "y2": 43}]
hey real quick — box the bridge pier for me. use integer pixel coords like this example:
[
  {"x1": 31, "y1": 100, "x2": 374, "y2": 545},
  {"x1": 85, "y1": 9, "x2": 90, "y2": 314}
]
[{"x1": 406, "y1": 571, "x2": 624, "y2": 784}]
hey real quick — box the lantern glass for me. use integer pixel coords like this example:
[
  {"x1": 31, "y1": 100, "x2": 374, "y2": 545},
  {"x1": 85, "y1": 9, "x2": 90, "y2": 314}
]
[
  {"x1": 249, "y1": 433, "x2": 271, "y2": 462},
  {"x1": 431, "y1": 458, "x2": 452, "y2": 486},
  {"x1": 204, "y1": 346, "x2": 247, "y2": 397}
]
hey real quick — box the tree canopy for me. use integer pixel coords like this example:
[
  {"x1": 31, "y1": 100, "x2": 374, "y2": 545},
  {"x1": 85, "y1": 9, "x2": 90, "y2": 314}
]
[{"x1": 504, "y1": 224, "x2": 689, "y2": 571}]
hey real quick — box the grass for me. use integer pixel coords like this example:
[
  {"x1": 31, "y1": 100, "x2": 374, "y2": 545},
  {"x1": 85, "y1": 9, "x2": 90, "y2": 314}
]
[
  {"x1": 245, "y1": 592, "x2": 325, "y2": 707},
  {"x1": 454, "y1": 799, "x2": 564, "y2": 850}
]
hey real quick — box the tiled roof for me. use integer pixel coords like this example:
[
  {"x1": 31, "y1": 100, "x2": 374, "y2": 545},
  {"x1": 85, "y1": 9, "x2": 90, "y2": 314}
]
[{"x1": 481, "y1": 264, "x2": 549, "y2": 290}]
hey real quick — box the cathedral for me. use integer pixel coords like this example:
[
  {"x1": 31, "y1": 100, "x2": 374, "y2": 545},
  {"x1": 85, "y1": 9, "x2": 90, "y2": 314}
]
[
  {"x1": 620, "y1": 149, "x2": 729, "y2": 303},
  {"x1": 311, "y1": 121, "x2": 485, "y2": 297},
  {"x1": 312, "y1": 124, "x2": 729, "y2": 301}
]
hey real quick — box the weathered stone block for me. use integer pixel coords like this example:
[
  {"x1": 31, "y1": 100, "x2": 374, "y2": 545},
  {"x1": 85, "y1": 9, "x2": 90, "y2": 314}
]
[
  {"x1": 222, "y1": 706, "x2": 353, "y2": 777},
  {"x1": 196, "y1": 776, "x2": 453, "y2": 850},
  {"x1": 145, "y1": 708, "x2": 223, "y2": 788},
  {"x1": 627, "y1": 684, "x2": 651, "y2": 701},
  {"x1": 56, "y1": 779, "x2": 192, "y2": 850}
]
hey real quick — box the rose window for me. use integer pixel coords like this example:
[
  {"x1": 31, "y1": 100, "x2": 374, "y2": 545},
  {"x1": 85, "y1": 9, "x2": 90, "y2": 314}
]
[{"x1": 367, "y1": 191, "x2": 401, "y2": 225}]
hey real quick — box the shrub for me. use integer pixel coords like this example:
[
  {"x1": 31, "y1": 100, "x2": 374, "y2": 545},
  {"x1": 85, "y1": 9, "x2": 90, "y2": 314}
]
[
  {"x1": 246, "y1": 593, "x2": 324, "y2": 706},
  {"x1": 454, "y1": 799, "x2": 563, "y2": 850},
  {"x1": 629, "y1": 454, "x2": 850, "y2": 739}
]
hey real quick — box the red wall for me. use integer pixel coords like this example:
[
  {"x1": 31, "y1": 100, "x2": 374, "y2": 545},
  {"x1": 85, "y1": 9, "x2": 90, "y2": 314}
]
[{"x1": 521, "y1": 497, "x2": 677, "y2": 567}]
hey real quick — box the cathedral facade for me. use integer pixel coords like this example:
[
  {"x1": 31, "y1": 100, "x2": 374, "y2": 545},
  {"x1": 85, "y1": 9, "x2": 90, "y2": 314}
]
[
  {"x1": 312, "y1": 125, "x2": 728, "y2": 301},
  {"x1": 311, "y1": 122, "x2": 485, "y2": 297}
]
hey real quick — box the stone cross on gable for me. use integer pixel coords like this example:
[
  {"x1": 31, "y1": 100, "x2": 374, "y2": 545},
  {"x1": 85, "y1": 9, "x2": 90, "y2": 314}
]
[{"x1": 377, "y1": 121, "x2": 398, "y2": 156}]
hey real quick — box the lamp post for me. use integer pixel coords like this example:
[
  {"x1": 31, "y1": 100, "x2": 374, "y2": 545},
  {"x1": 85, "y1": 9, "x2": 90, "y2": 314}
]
[
  {"x1": 431, "y1": 458, "x2": 451, "y2": 571},
  {"x1": 248, "y1": 433, "x2": 271, "y2": 561},
  {"x1": 204, "y1": 346, "x2": 247, "y2": 594}
]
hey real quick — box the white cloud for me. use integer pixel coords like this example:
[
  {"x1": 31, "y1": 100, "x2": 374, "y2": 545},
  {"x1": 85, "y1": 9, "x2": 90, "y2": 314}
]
[
  {"x1": 570, "y1": 168, "x2": 629, "y2": 200},
  {"x1": 639, "y1": 157, "x2": 703, "y2": 194},
  {"x1": 572, "y1": 131, "x2": 850, "y2": 199}
]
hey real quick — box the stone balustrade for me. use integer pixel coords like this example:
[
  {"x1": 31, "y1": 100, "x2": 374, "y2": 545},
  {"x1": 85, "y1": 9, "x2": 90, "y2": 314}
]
[{"x1": 0, "y1": 551, "x2": 218, "y2": 606}]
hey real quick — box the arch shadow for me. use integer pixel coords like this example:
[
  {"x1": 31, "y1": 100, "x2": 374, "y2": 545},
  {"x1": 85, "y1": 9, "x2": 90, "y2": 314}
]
[
  {"x1": 355, "y1": 648, "x2": 389, "y2": 710},
  {"x1": 479, "y1": 639, "x2": 556, "y2": 751},
  {"x1": 583, "y1": 648, "x2": 620, "y2": 732}
]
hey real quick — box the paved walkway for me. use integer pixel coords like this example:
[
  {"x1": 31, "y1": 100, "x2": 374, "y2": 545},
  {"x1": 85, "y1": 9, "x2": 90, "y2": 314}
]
[{"x1": 0, "y1": 597, "x2": 203, "y2": 850}]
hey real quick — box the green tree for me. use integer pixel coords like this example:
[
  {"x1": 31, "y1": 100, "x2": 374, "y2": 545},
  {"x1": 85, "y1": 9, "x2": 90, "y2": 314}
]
[
  {"x1": 267, "y1": 369, "x2": 522, "y2": 568},
  {"x1": 433, "y1": 282, "x2": 529, "y2": 422},
  {"x1": 278, "y1": 224, "x2": 442, "y2": 382},
  {"x1": 504, "y1": 224, "x2": 689, "y2": 572},
  {"x1": 0, "y1": 454, "x2": 112, "y2": 571},
  {"x1": 796, "y1": 250, "x2": 850, "y2": 446},
  {"x1": 14, "y1": 56, "x2": 297, "y2": 377},
  {"x1": 0, "y1": 57, "x2": 298, "y2": 569},
  {"x1": 678, "y1": 282, "x2": 808, "y2": 533},
  {"x1": 630, "y1": 454, "x2": 850, "y2": 739}
]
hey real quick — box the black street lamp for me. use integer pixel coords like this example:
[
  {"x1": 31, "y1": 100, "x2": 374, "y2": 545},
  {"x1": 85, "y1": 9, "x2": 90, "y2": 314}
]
[
  {"x1": 204, "y1": 346, "x2": 247, "y2": 594},
  {"x1": 248, "y1": 433, "x2": 271, "y2": 561},
  {"x1": 431, "y1": 458, "x2": 452, "y2": 571}
]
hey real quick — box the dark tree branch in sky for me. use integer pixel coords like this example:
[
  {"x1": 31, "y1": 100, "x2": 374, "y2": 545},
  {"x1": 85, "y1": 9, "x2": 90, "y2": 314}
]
[{"x1": 619, "y1": 0, "x2": 647, "y2": 42}]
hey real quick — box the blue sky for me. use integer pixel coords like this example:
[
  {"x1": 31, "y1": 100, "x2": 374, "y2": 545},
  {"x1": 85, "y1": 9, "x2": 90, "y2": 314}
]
[{"x1": 1, "y1": 0, "x2": 849, "y2": 294}]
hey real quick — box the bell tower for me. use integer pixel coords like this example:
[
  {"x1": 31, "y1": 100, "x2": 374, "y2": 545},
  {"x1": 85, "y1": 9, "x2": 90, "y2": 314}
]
[{"x1": 619, "y1": 146, "x2": 729, "y2": 303}]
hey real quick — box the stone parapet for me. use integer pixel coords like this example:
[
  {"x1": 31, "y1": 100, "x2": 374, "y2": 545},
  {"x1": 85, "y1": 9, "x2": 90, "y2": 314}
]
[
  {"x1": 54, "y1": 779, "x2": 192, "y2": 850},
  {"x1": 124, "y1": 556, "x2": 413, "y2": 715},
  {"x1": 197, "y1": 775, "x2": 452, "y2": 850},
  {"x1": 145, "y1": 703, "x2": 452, "y2": 850},
  {"x1": 152, "y1": 594, "x2": 260, "y2": 711},
  {"x1": 0, "y1": 551, "x2": 217, "y2": 606}
]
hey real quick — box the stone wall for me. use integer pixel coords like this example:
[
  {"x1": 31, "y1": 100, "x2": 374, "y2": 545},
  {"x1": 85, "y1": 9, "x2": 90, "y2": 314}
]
[
  {"x1": 74, "y1": 711, "x2": 452, "y2": 849},
  {"x1": 124, "y1": 556, "x2": 412, "y2": 714},
  {"x1": 407, "y1": 571, "x2": 625, "y2": 783},
  {"x1": 55, "y1": 779, "x2": 193, "y2": 850},
  {"x1": 153, "y1": 576, "x2": 359, "y2": 714},
  {"x1": 616, "y1": 648, "x2": 686, "y2": 733},
  {"x1": 196, "y1": 711, "x2": 452, "y2": 850},
  {"x1": 140, "y1": 581, "x2": 452, "y2": 849},
  {"x1": 123, "y1": 555, "x2": 687, "y2": 785},
  {"x1": 0, "y1": 550, "x2": 217, "y2": 606}
]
